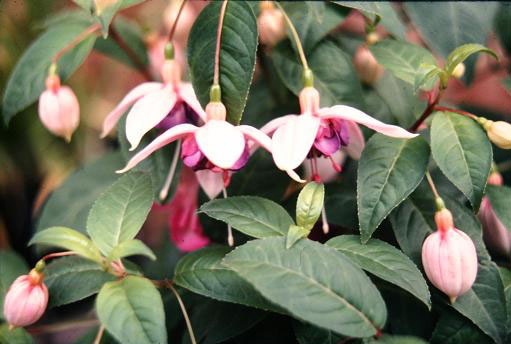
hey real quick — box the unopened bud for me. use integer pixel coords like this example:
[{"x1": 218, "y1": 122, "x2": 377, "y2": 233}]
[
  {"x1": 299, "y1": 87, "x2": 320, "y2": 114},
  {"x1": 480, "y1": 119, "x2": 511, "y2": 149},
  {"x1": 206, "y1": 102, "x2": 227, "y2": 121},
  {"x1": 257, "y1": 6, "x2": 286, "y2": 47},
  {"x1": 161, "y1": 59, "x2": 181, "y2": 86},
  {"x1": 353, "y1": 45, "x2": 384, "y2": 85},
  {"x1": 3, "y1": 272, "x2": 48, "y2": 328},
  {"x1": 488, "y1": 171, "x2": 503, "y2": 186},
  {"x1": 366, "y1": 32, "x2": 380, "y2": 45},
  {"x1": 422, "y1": 226, "x2": 478, "y2": 303},
  {"x1": 452, "y1": 62, "x2": 465, "y2": 79},
  {"x1": 434, "y1": 208, "x2": 454, "y2": 233},
  {"x1": 38, "y1": 76, "x2": 80, "y2": 142}
]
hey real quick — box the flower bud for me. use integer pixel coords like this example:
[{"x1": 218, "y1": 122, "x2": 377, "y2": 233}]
[
  {"x1": 206, "y1": 102, "x2": 227, "y2": 121},
  {"x1": 161, "y1": 59, "x2": 181, "y2": 87},
  {"x1": 353, "y1": 45, "x2": 384, "y2": 85},
  {"x1": 257, "y1": 4, "x2": 286, "y2": 48},
  {"x1": 299, "y1": 87, "x2": 320, "y2": 114},
  {"x1": 38, "y1": 75, "x2": 80, "y2": 142},
  {"x1": 366, "y1": 32, "x2": 380, "y2": 46},
  {"x1": 422, "y1": 211, "x2": 478, "y2": 303},
  {"x1": 488, "y1": 171, "x2": 503, "y2": 186},
  {"x1": 3, "y1": 269, "x2": 48, "y2": 328},
  {"x1": 483, "y1": 120, "x2": 511, "y2": 149},
  {"x1": 452, "y1": 62, "x2": 465, "y2": 79}
]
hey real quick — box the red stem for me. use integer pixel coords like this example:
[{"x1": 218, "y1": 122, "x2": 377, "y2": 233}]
[
  {"x1": 433, "y1": 106, "x2": 478, "y2": 120},
  {"x1": 52, "y1": 24, "x2": 100, "y2": 64},
  {"x1": 41, "y1": 251, "x2": 75, "y2": 261},
  {"x1": 408, "y1": 90, "x2": 443, "y2": 132},
  {"x1": 168, "y1": 0, "x2": 187, "y2": 42},
  {"x1": 213, "y1": 0, "x2": 228, "y2": 86}
]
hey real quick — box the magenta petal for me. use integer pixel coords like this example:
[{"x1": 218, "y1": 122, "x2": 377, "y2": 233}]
[
  {"x1": 319, "y1": 105, "x2": 418, "y2": 138},
  {"x1": 117, "y1": 123, "x2": 197, "y2": 173},
  {"x1": 126, "y1": 87, "x2": 177, "y2": 150},
  {"x1": 101, "y1": 82, "x2": 163, "y2": 138}
]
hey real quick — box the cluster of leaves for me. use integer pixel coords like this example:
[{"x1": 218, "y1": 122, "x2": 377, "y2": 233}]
[{"x1": 1, "y1": 1, "x2": 511, "y2": 344}]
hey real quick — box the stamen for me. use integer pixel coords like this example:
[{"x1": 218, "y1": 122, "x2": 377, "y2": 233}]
[
  {"x1": 159, "y1": 140, "x2": 181, "y2": 201},
  {"x1": 222, "y1": 186, "x2": 234, "y2": 246},
  {"x1": 321, "y1": 206, "x2": 329, "y2": 234},
  {"x1": 329, "y1": 155, "x2": 342, "y2": 173},
  {"x1": 223, "y1": 170, "x2": 231, "y2": 188}
]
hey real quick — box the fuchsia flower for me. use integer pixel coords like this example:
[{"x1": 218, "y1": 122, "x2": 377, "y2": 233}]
[
  {"x1": 168, "y1": 167, "x2": 209, "y2": 251},
  {"x1": 38, "y1": 74, "x2": 80, "y2": 142},
  {"x1": 101, "y1": 58, "x2": 206, "y2": 150},
  {"x1": 3, "y1": 269, "x2": 48, "y2": 328},
  {"x1": 478, "y1": 171, "x2": 511, "y2": 256},
  {"x1": 422, "y1": 208, "x2": 478, "y2": 303},
  {"x1": 261, "y1": 86, "x2": 418, "y2": 182},
  {"x1": 117, "y1": 100, "x2": 272, "y2": 179}
]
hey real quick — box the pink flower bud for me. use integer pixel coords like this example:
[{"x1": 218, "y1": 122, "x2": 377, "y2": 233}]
[
  {"x1": 38, "y1": 75, "x2": 80, "y2": 142},
  {"x1": 205, "y1": 102, "x2": 227, "y2": 121},
  {"x1": 422, "y1": 210, "x2": 478, "y2": 303},
  {"x1": 3, "y1": 269, "x2": 48, "y2": 328},
  {"x1": 257, "y1": 3, "x2": 286, "y2": 47},
  {"x1": 299, "y1": 87, "x2": 320, "y2": 115},
  {"x1": 353, "y1": 45, "x2": 384, "y2": 85}
]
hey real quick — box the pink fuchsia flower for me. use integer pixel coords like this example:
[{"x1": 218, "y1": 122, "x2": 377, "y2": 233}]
[
  {"x1": 168, "y1": 167, "x2": 209, "y2": 252},
  {"x1": 478, "y1": 171, "x2": 511, "y2": 256},
  {"x1": 3, "y1": 269, "x2": 48, "y2": 328},
  {"x1": 117, "y1": 101, "x2": 272, "y2": 177},
  {"x1": 101, "y1": 56, "x2": 206, "y2": 150},
  {"x1": 422, "y1": 208, "x2": 478, "y2": 303},
  {"x1": 38, "y1": 74, "x2": 80, "y2": 142},
  {"x1": 261, "y1": 86, "x2": 418, "y2": 182}
]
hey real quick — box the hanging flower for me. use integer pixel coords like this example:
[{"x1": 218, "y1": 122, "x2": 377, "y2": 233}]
[
  {"x1": 101, "y1": 55, "x2": 206, "y2": 151},
  {"x1": 261, "y1": 85, "x2": 418, "y2": 182}
]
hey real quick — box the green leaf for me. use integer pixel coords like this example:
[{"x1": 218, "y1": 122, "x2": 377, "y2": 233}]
[
  {"x1": 187, "y1": 1, "x2": 257, "y2": 125},
  {"x1": 404, "y1": 2, "x2": 498, "y2": 82},
  {"x1": 93, "y1": 16, "x2": 149, "y2": 68},
  {"x1": 96, "y1": 276, "x2": 167, "y2": 344},
  {"x1": 333, "y1": 2, "x2": 382, "y2": 16},
  {"x1": 357, "y1": 134, "x2": 430, "y2": 243},
  {"x1": 296, "y1": 182, "x2": 324, "y2": 231},
  {"x1": 430, "y1": 111, "x2": 492, "y2": 211},
  {"x1": 445, "y1": 43, "x2": 497, "y2": 76},
  {"x1": 174, "y1": 247, "x2": 279, "y2": 312},
  {"x1": 414, "y1": 64, "x2": 445, "y2": 92},
  {"x1": 107, "y1": 239, "x2": 156, "y2": 262},
  {"x1": 495, "y1": 3, "x2": 511, "y2": 55},
  {"x1": 0, "y1": 251, "x2": 29, "y2": 320},
  {"x1": 326, "y1": 235, "x2": 431, "y2": 309},
  {"x1": 284, "y1": 2, "x2": 347, "y2": 52},
  {"x1": 36, "y1": 152, "x2": 124, "y2": 235},
  {"x1": 431, "y1": 309, "x2": 493, "y2": 344},
  {"x1": 451, "y1": 261, "x2": 507, "y2": 344},
  {"x1": 286, "y1": 225, "x2": 310, "y2": 249},
  {"x1": 324, "y1": 178, "x2": 358, "y2": 230},
  {"x1": 44, "y1": 256, "x2": 115, "y2": 307},
  {"x1": 223, "y1": 237, "x2": 387, "y2": 337},
  {"x1": 369, "y1": 39, "x2": 436, "y2": 88},
  {"x1": 485, "y1": 185, "x2": 511, "y2": 230},
  {"x1": 199, "y1": 196, "x2": 294, "y2": 239},
  {"x1": 0, "y1": 325, "x2": 33, "y2": 344},
  {"x1": 364, "y1": 334, "x2": 428, "y2": 344},
  {"x1": 87, "y1": 171, "x2": 153, "y2": 256},
  {"x1": 2, "y1": 21, "x2": 97, "y2": 124},
  {"x1": 29, "y1": 227, "x2": 103, "y2": 263},
  {"x1": 498, "y1": 267, "x2": 511, "y2": 331},
  {"x1": 293, "y1": 321, "x2": 343, "y2": 344},
  {"x1": 273, "y1": 39, "x2": 363, "y2": 107}
]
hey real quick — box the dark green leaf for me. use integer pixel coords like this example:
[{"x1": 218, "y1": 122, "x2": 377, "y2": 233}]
[
  {"x1": 0, "y1": 325, "x2": 33, "y2": 344},
  {"x1": 495, "y1": 3, "x2": 511, "y2": 55},
  {"x1": 431, "y1": 111, "x2": 492, "y2": 211},
  {"x1": 29, "y1": 227, "x2": 103, "y2": 263},
  {"x1": 0, "y1": 251, "x2": 29, "y2": 319},
  {"x1": 296, "y1": 182, "x2": 324, "y2": 231},
  {"x1": 87, "y1": 171, "x2": 153, "y2": 255},
  {"x1": 223, "y1": 237, "x2": 387, "y2": 337},
  {"x1": 293, "y1": 321, "x2": 343, "y2": 344},
  {"x1": 2, "y1": 21, "x2": 96, "y2": 124},
  {"x1": 199, "y1": 196, "x2": 293, "y2": 239},
  {"x1": 44, "y1": 256, "x2": 115, "y2": 307},
  {"x1": 485, "y1": 185, "x2": 511, "y2": 230},
  {"x1": 431, "y1": 309, "x2": 493, "y2": 344},
  {"x1": 326, "y1": 235, "x2": 431, "y2": 308},
  {"x1": 96, "y1": 276, "x2": 167, "y2": 344},
  {"x1": 369, "y1": 40, "x2": 436, "y2": 88},
  {"x1": 187, "y1": 1, "x2": 258, "y2": 124},
  {"x1": 273, "y1": 39, "x2": 363, "y2": 107},
  {"x1": 498, "y1": 267, "x2": 511, "y2": 332},
  {"x1": 357, "y1": 134, "x2": 430, "y2": 243},
  {"x1": 36, "y1": 152, "x2": 124, "y2": 235},
  {"x1": 364, "y1": 334, "x2": 428, "y2": 344},
  {"x1": 174, "y1": 246, "x2": 279, "y2": 312}
]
